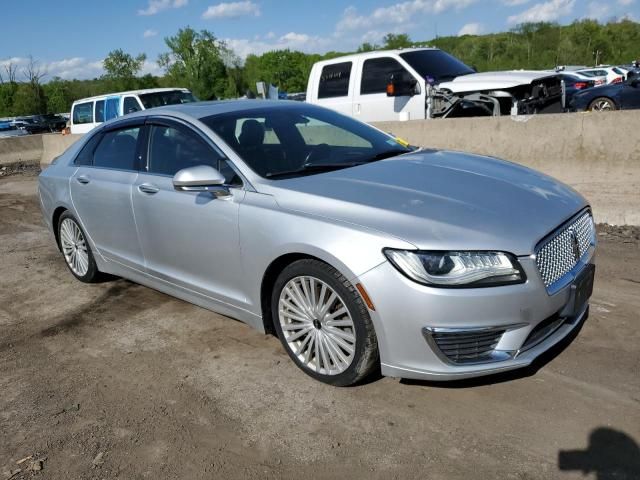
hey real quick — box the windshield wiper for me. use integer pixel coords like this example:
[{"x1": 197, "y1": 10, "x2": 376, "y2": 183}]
[
  {"x1": 265, "y1": 149, "x2": 410, "y2": 179},
  {"x1": 266, "y1": 162, "x2": 365, "y2": 179}
]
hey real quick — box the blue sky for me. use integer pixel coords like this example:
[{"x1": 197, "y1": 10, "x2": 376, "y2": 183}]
[{"x1": 1, "y1": 0, "x2": 638, "y2": 80}]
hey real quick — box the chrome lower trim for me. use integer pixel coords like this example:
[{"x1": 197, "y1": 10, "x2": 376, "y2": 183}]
[{"x1": 422, "y1": 323, "x2": 526, "y2": 366}]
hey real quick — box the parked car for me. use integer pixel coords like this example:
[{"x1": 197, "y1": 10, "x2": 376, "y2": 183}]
[
  {"x1": 39, "y1": 101, "x2": 596, "y2": 385},
  {"x1": 558, "y1": 74, "x2": 596, "y2": 109},
  {"x1": 0, "y1": 122, "x2": 29, "y2": 137},
  {"x1": 11, "y1": 117, "x2": 48, "y2": 134},
  {"x1": 575, "y1": 68, "x2": 622, "y2": 85},
  {"x1": 70, "y1": 88, "x2": 197, "y2": 134},
  {"x1": 569, "y1": 75, "x2": 640, "y2": 112},
  {"x1": 33, "y1": 113, "x2": 67, "y2": 132},
  {"x1": 306, "y1": 48, "x2": 562, "y2": 121}
]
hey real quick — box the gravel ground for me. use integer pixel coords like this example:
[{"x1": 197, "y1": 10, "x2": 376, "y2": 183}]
[{"x1": 1, "y1": 175, "x2": 639, "y2": 480}]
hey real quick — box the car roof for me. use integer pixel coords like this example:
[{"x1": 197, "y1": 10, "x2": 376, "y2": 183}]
[
  {"x1": 123, "y1": 99, "x2": 316, "y2": 121},
  {"x1": 72, "y1": 88, "x2": 191, "y2": 105},
  {"x1": 311, "y1": 47, "x2": 439, "y2": 65}
]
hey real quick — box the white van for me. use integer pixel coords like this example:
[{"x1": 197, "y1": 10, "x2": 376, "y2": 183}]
[
  {"x1": 306, "y1": 48, "x2": 563, "y2": 121},
  {"x1": 70, "y1": 88, "x2": 197, "y2": 134}
]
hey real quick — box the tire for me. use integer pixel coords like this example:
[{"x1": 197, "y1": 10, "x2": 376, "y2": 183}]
[
  {"x1": 57, "y1": 212, "x2": 101, "y2": 283},
  {"x1": 588, "y1": 97, "x2": 616, "y2": 112},
  {"x1": 271, "y1": 259, "x2": 379, "y2": 386}
]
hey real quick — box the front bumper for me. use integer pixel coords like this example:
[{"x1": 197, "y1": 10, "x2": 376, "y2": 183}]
[{"x1": 357, "y1": 253, "x2": 594, "y2": 381}]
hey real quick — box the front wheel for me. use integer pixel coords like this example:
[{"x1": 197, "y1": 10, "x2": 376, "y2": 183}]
[
  {"x1": 272, "y1": 259, "x2": 379, "y2": 386},
  {"x1": 588, "y1": 97, "x2": 616, "y2": 112}
]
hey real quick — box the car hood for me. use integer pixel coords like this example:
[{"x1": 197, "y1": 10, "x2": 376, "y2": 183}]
[
  {"x1": 262, "y1": 150, "x2": 588, "y2": 255},
  {"x1": 439, "y1": 71, "x2": 559, "y2": 93}
]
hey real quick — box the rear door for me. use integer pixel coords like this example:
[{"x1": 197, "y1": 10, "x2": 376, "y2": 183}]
[
  {"x1": 353, "y1": 56, "x2": 425, "y2": 122},
  {"x1": 313, "y1": 61, "x2": 354, "y2": 117},
  {"x1": 69, "y1": 119, "x2": 145, "y2": 269},
  {"x1": 619, "y1": 82, "x2": 640, "y2": 109}
]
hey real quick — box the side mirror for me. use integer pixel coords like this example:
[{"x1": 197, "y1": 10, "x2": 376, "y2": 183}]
[
  {"x1": 173, "y1": 165, "x2": 231, "y2": 197},
  {"x1": 386, "y1": 77, "x2": 418, "y2": 97}
]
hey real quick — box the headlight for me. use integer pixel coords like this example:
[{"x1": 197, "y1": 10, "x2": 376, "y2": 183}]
[{"x1": 384, "y1": 249, "x2": 525, "y2": 287}]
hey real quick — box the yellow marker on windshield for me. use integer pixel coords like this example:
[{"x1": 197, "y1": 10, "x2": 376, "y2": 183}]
[{"x1": 395, "y1": 137, "x2": 410, "y2": 148}]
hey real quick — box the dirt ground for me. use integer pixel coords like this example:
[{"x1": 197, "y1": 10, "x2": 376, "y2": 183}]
[{"x1": 1, "y1": 174, "x2": 639, "y2": 480}]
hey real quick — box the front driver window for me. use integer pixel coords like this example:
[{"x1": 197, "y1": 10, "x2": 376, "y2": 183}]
[{"x1": 147, "y1": 124, "x2": 240, "y2": 185}]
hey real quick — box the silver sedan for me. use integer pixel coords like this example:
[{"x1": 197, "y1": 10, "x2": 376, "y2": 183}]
[{"x1": 38, "y1": 101, "x2": 596, "y2": 386}]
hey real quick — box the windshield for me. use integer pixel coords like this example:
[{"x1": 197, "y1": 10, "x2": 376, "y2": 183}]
[
  {"x1": 138, "y1": 90, "x2": 198, "y2": 109},
  {"x1": 201, "y1": 105, "x2": 411, "y2": 179},
  {"x1": 400, "y1": 50, "x2": 475, "y2": 83}
]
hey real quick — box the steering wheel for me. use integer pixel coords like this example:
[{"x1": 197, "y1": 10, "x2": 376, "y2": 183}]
[{"x1": 304, "y1": 143, "x2": 331, "y2": 165}]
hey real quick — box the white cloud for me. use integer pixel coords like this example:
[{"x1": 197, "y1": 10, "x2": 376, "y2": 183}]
[
  {"x1": 618, "y1": 0, "x2": 635, "y2": 5},
  {"x1": 138, "y1": 0, "x2": 188, "y2": 16},
  {"x1": 202, "y1": 1, "x2": 260, "y2": 19},
  {"x1": 585, "y1": 1, "x2": 610, "y2": 19},
  {"x1": 502, "y1": 0, "x2": 529, "y2": 5},
  {"x1": 143, "y1": 29, "x2": 158, "y2": 38},
  {"x1": 507, "y1": 0, "x2": 575, "y2": 25},
  {"x1": 458, "y1": 22, "x2": 483, "y2": 35},
  {"x1": 336, "y1": 0, "x2": 478, "y2": 33},
  {"x1": 225, "y1": 32, "x2": 330, "y2": 59}
]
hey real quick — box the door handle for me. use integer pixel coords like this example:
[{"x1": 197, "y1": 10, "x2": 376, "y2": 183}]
[
  {"x1": 76, "y1": 175, "x2": 90, "y2": 184},
  {"x1": 138, "y1": 184, "x2": 159, "y2": 195}
]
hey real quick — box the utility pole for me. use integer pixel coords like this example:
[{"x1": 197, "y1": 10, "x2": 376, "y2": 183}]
[{"x1": 593, "y1": 49, "x2": 602, "y2": 66}]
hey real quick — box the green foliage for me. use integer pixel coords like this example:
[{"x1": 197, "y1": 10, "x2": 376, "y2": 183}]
[
  {"x1": 428, "y1": 20, "x2": 640, "y2": 71},
  {"x1": 103, "y1": 49, "x2": 147, "y2": 91},
  {"x1": 158, "y1": 27, "x2": 230, "y2": 100},
  {"x1": 12, "y1": 83, "x2": 47, "y2": 116},
  {"x1": 244, "y1": 49, "x2": 320, "y2": 93},
  {"x1": 382, "y1": 33, "x2": 413, "y2": 49}
]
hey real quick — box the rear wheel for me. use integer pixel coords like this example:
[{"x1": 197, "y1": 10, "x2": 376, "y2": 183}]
[
  {"x1": 588, "y1": 97, "x2": 616, "y2": 112},
  {"x1": 57, "y1": 212, "x2": 101, "y2": 283},
  {"x1": 272, "y1": 259, "x2": 379, "y2": 386}
]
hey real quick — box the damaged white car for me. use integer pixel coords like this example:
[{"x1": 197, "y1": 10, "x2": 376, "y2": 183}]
[{"x1": 306, "y1": 48, "x2": 563, "y2": 121}]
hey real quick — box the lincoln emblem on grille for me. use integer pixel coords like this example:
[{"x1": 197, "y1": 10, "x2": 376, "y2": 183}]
[{"x1": 569, "y1": 228, "x2": 580, "y2": 262}]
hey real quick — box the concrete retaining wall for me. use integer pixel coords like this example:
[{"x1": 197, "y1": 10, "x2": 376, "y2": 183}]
[
  {"x1": 1, "y1": 111, "x2": 638, "y2": 225},
  {"x1": 374, "y1": 110, "x2": 640, "y2": 226},
  {"x1": 0, "y1": 133, "x2": 82, "y2": 169}
]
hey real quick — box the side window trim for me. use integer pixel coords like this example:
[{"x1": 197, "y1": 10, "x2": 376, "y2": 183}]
[{"x1": 143, "y1": 116, "x2": 244, "y2": 187}]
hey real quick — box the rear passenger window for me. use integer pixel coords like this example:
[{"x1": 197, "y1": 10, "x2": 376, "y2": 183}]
[
  {"x1": 319, "y1": 62, "x2": 352, "y2": 99},
  {"x1": 361, "y1": 58, "x2": 414, "y2": 95},
  {"x1": 147, "y1": 125, "x2": 224, "y2": 177},
  {"x1": 93, "y1": 127, "x2": 140, "y2": 170},
  {"x1": 73, "y1": 102, "x2": 94, "y2": 124},
  {"x1": 95, "y1": 100, "x2": 105, "y2": 123},
  {"x1": 74, "y1": 134, "x2": 102, "y2": 166}
]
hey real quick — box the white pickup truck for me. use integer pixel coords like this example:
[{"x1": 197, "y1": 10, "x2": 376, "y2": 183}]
[{"x1": 305, "y1": 48, "x2": 563, "y2": 122}]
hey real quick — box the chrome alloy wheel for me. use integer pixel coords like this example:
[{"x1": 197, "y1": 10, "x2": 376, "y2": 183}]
[
  {"x1": 591, "y1": 99, "x2": 614, "y2": 111},
  {"x1": 60, "y1": 218, "x2": 89, "y2": 277},
  {"x1": 278, "y1": 276, "x2": 356, "y2": 375}
]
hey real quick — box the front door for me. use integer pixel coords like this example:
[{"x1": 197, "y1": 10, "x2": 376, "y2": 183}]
[
  {"x1": 353, "y1": 57, "x2": 426, "y2": 122},
  {"x1": 131, "y1": 119, "x2": 247, "y2": 308},
  {"x1": 619, "y1": 83, "x2": 640, "y2": 109},
  {"x1": 69, "y1": 123, "x2": 144, "y2": 268}
]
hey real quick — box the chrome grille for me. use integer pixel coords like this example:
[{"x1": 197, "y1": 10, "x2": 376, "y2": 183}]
[
  {"x1": 536, "y1": 211, "x2": 595, "y2": 288},
  {"x1": 430, "y1": 329, "x2": 504, "y2": 364}
]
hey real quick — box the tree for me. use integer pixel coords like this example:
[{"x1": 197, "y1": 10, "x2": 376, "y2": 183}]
[
  {"x1": 103, "y1": 49, "x2": 147, "y2": 90},
  {"x1": 357, "y1": 42, "x2": 379, "y2": 52},
  {"x1": 382, "y1": 33, "x2": 413, "y2": 49},
  {"x1": 44, "y1": 78, "x2": 70, "y2": 113},
  {"x1": 158, "y1": 27, "x2": 229, "y2": 100}
]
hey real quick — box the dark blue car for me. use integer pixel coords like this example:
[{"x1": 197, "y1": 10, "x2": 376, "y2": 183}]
[{"x1": 569, "y1": 76, "x2": 640, "y2": 112}]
